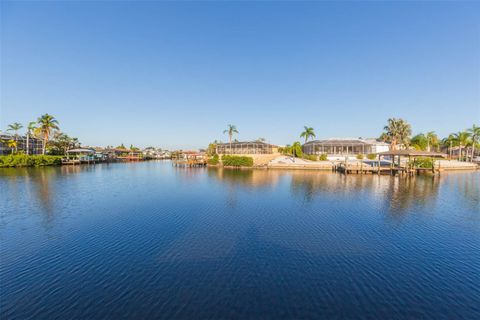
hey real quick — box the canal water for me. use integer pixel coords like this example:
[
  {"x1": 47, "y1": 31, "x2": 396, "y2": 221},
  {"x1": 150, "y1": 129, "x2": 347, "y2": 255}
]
[{"x1": 1, "y1": 161, "x2": 479, "y2": 319}]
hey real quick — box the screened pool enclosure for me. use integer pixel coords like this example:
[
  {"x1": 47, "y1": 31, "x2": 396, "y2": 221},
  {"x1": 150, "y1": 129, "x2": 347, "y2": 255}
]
[
  {"x1": 302, "y1": 139, "x2": 388, "y2": 155},
  {"x1": 216, "y1": 141, "x2": 277, "y2": 154}
]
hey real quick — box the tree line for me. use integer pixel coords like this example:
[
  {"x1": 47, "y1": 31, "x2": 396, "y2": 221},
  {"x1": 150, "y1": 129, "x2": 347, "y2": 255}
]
[
  {"x1": 380, "y1": 118, "x2": 479, "y2": 161},
  {"x1": 210, "y1": 120, "x2": 479, "y2": 161},
  {"x1": 1, "y1": 114, "x2": 80, "y2": 155}
]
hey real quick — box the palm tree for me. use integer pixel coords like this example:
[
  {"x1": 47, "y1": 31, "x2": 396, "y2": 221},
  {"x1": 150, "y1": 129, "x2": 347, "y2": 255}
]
[
  {"x1": 383, "y1": 118, "x2": 412, "y2": 150},
  {"x1": 292, "y1": 141, "x2": 303, "y2": 157},
  {"x1": 467, "y1": 124, "x2": 480, "y2": 161},
  {"x1": 25, "y1": 121, "x2": 37, "y2": 155},
  {"x1": 300, "y1": 126, "x2": 316, "y2": 144},
  {"x1": 411, "y1": 133, "x2": 427, "y2": 150},
  {"x1": 7, "y1": 122, "x2": 23, "y2": 153},
  {"x1": 6, "y1": 139, "x2": 17, "y2": 153},
  {"x1": 442, "y1": 134, "x2": 456, "y2": 159},
  {"x1": 223, "y1": 124, "x2": 238, "y2": 154},
  {"x1": 71, "y1": 137, "x2": 80, "y2": 149},
  {"x1": 37, "y1": 114, "x2": 59, "y2": 155},
  {"x1": 379, "y1": 132, "x2": 389, "y2": 142},
  {"x1": 452, "y1": 131, "x2": 471, "y2": 161},
  {"x1": 426, "y1": 131, "x2": 439, "y2": 152}
]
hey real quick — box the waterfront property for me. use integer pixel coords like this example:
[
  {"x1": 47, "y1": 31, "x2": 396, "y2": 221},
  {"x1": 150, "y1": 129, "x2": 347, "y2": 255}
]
[
  {"x1": 172, "y1": 151, "x2": 207, "y2": 167},
  {"x1": 142, "y1": 147, "x2": 171, "y2": 159},
  {"x1": 62, "y1": 148, "x2": 96, "y2": 165},
  {"x1": 302, "y1": 138, "x2": 389, "y2": 157},
  {"x1": 216, "y1": 141, "x2": 278, "y2": 155},
  {"x1": 118, "y1": 152, "x2": 143, "y2": 161},
  {"x1": 376, "y1": 150, "x2": 447, "y2": 175},
  {"x1": 0, "y1": 134, "x2": 43, "y2": 155}
]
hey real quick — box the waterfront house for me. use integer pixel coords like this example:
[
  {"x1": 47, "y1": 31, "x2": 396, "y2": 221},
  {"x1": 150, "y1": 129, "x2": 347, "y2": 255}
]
[
  {"x1": 142, "y1": 147, "x2": 171, "y2": 159},
  {"x1": 302, "y1": 138, "x2": 390, "y2": 158}
]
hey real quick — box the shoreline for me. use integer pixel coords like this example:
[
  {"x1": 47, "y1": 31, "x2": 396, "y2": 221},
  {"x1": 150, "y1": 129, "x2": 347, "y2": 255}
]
[{"x1": 1, "y1": 157, "x2": 478, "y2": 173}]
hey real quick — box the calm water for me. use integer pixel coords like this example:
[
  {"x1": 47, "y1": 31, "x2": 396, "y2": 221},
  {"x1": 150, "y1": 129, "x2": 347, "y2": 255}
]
[{"x1": 1, "y1": 161, "x2": 479, "y2": 319}]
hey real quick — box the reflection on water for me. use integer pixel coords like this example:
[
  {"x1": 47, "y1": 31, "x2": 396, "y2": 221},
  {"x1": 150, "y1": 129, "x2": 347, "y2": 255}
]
[
  {"x1": 207, "y1": 167, "x2": 281, "y2": 188},
  {"x1": 1, "y1": 163, "x2": 479, "y2": 319},
  {"x1": 207, "y1": 168, "x2": 452, "y2": 215},
  {"x1": 2, "y1": 165, "x2": 476, "y2": 235}
]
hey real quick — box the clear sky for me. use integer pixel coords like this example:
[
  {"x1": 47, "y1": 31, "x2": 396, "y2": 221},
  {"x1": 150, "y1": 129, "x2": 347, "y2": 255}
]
[{"x1": 1, "y1": 1, "x2": 479, "y2": 149}]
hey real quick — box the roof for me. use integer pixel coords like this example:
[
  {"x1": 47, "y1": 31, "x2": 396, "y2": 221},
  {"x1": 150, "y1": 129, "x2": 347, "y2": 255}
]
[
  {"x1": 363, "y1": 139, "x2": 390, "y2": 146},
  {"x1": 377, "y1": 150, "x2": 447, "y2": 158},
  {"x1": 217, "y1": 141, "x2": 278, "y2": 147},
  {"x1": 66, "y1": 148, "x2": 95, "y2": 154},
  {"x1": 303, "y1": 138, "x2": 386, "y2": 146},
  {"x1": 103, "y1": 148, "x2": 129, "y2": 153}
]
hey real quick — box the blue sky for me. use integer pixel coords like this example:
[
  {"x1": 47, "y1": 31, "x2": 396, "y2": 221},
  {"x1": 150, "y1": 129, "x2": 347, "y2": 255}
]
[{"x1": 1, "y1": 1, "x2": 479, "y2": 149}]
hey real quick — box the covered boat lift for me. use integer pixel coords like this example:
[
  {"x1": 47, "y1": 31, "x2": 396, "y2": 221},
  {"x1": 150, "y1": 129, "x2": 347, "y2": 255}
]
[
  {"x1": 377, "y1": 150, "x2": 448, "y2": 175},
  {"x1": 336, "y1": 150, "x2": 448, "y2": 175},
  {"x1": 63, "y1": 148, "x2": 96, "y2": 165}
]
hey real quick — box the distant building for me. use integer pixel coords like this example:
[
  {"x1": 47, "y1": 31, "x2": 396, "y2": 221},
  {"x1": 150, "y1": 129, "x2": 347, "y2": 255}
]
[
  {"x1": 142, "y1": 147, "x2": 171, "y2": 159},
  {"x1": 302, "y1": 138, "x2": 390, "y2": 156},
  {"x1": 0, "y1": 134, "x2": 43, "y2": 155},
  {"x1": 216, "y1": 141, "x2": 278, "y2": 155}
]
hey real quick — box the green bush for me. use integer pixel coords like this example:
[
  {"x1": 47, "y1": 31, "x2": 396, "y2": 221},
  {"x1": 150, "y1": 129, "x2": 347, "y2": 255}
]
[
  {"x1": 356, "y1": 154, "x2": 364, "y2": 160},
  {"x1": 318, "y1": 154, "x2": 328, "y2": 161},
  {"x1": 412, "y1": 157, "x2": 434, "y2": 168},
  {"x1": 367, "y1": 153, "x2": 377, "y2": 160},
  {"x1": 221, "y1": 155, "x2": 253, "y2": 167},
  {"x1": 301, "y1": 154, "x2": 318, "y2": 161},
  {"x1": 0, "y1": 154, "x2": 62, "y2": 167},
  {"x1": 207, "y1": 154, "x2": 219, "y2": 165}
]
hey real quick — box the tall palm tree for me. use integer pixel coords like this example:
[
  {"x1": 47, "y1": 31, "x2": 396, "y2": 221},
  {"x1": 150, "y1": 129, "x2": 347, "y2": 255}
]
[
  {"x1": 452, "y1": 131, "x2": 471, "y2": 161},
  {"x1": 300, "y1": 126, "x2": 316, "y2": 144},
  {"x1": 7, "y1": 122, "x2": 23, "y2": 153},
  {"x1": 37, "y1": 114, "x2": 59, "y2": 155},
  {"x1": 223, "y1": 124, "x2": 238, "y2": 154},
  {"x1": 25, "y1": 121, "x2": 37, "y2": 155},
  {"x1": 467, "y1": 124, "x2": 480, "y2": 162},
  {"x1": 426, "y1": 131, "x2": 439, "y2": 152},
  {"x1": 383, "y1": 118, "x2": 412, "y2": 150},
  {"x1": 442, "y1": 134, "x2": 456, "y2": 159}
]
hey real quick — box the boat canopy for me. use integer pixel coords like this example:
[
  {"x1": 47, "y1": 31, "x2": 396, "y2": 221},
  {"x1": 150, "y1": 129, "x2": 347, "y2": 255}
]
[{"x1": 377, "y1": 150, "x2": 447, "y2": 158}]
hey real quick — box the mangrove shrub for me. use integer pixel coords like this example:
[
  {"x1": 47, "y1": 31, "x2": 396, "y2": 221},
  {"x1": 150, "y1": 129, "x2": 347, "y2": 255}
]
[
  {"x1": 0, "y1": 154, "x2": 62, "y2": 167},
  {"x1": 207, "y1": 154, "x2": 219, "y2": 165},
  {"x1": 318, "y1": 154, "x2": 328, "y2": 161},
  {"x1": 221, "y1": 155, "x2": 254, "y2": 167},
  {"x1": 412, "y1": 157, "x2": 434, "y2": 168}
]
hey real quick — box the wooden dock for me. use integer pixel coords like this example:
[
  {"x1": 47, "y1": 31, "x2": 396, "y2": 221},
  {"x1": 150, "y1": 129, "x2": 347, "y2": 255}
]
[
  {"x1": 62, "y1": 159, "x2": 98, "y2": 165},
  {"x1": 334, "y1": 162, "x2": 403, "y2": 175},
  {"x1": 172, "y1": 159, "x2": 207, "y2": 167},
  {"x1": 61, "y1": 159, "x2": 81, "y2": 165},
  {"x1": 117, "y1": 156, "x2": 143, "y2": 162}
]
